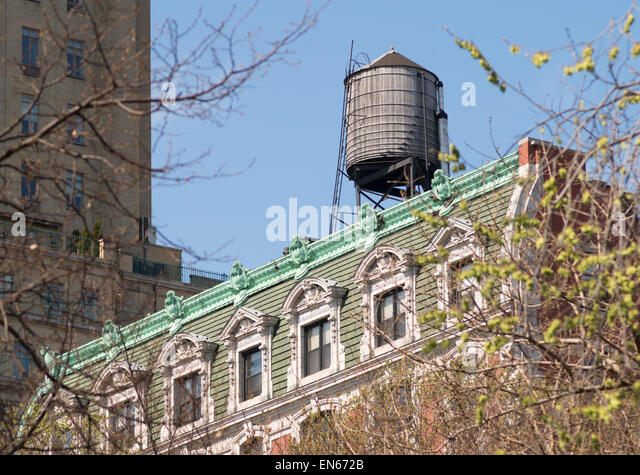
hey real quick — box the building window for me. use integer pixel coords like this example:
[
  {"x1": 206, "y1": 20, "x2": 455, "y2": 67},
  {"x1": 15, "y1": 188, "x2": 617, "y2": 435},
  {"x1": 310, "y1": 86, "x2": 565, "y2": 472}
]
[
  {"x1": 282, "y1": 278, "x2": 347, "y2": 391},
  {"x1": 108, "y1": 400, "x2": 136, "y2": 451},
  {"x1": 66, "y1": 171, "x2": 83, "y2": 209},
  {"x1": 67, "y1": 105, "x2": 84, "y2": 145},
  {"x1": 241, "y1": 348, "x2": 262, "y2": 402},
  {"x1": 174, "y1": 372, "x2": 201, "y2": 428},
  {"x1": 21, "y1": 95, "x2": 38, "y2": 135},
  {"x1": 300, "y1": 411, "x2": 334, "y2": 442},
  {"x1": 67, "y1": 40, "x2": 83, "y2": 78},
  {"x1": 291, "y1": 399, "x2": 341, "y2": 443},
  {"x1": 67, "y1": 0, "x2": 85, "y2": 13},
  {"x1": 0, "y1": 275, "x2": 14, "y2": 298},
  {"x1": 220, "y1": 307, "x2": 277, "y2": 413},
  {"x1": 304, "y1": 319, "x2": 331, "y2": 377},
  {"x1": 94, "y1": 362, "x2": 150, "y2": 453},
  {"x1": 44, "y1": 284, "x2": 64, "y2": 319},
  {"x1": 81, "y1": 290, "x2": 98, "y2": 322},
  {"x1": 354, "y1": 246, "x2": 418, "y2": 361},
  {"x1": 21, "y1": 161, "x2": 38, "y2": 201},
  {"x1": 450, "y1": 258, "x2": 475, "y2": 308},
  {"x1": 231, "y1": 424, "x2": 271, "y2": 455},
  {"x1": 13, "y1": 344, "x2": 31, "y2": 379},
  {"x1": 240, "y1": 437, "x2": 264, "y2": 455},
  {"x1": 21, "y1": 27, "x2": 39, "y2": 75},
  {"x1": 375, "y1": 288, "x2": 406, "y2": 347},
  {"x1": 157, "y1": 333, "x2": 217, "y2": 442},
  {"x1": 426, "y1": 218, "x2": 485, "y2": 327}
]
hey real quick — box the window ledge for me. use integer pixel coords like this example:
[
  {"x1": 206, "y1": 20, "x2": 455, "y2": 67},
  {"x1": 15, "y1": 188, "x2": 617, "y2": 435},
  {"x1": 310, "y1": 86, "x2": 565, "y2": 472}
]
[
  {"x1": 300, "y1": 367, "x2": 333, "y2": 387},
  {"x1": 22, "y1": 66, "x2": 40, "y2": 78},
  {"x1": 372, "y1": 335, "x2": 413, "y2": 358},
  {"x1": 236, "y1": 393, "x2": 267, "y2": 412}
]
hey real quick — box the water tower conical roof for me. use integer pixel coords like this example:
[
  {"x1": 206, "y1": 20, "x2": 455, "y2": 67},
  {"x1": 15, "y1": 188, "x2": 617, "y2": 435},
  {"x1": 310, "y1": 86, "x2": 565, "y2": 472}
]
[
  {"x1": 348, "y1": 48, "x2": 439, "y2": 81},
  {"x1": 365, "y1": 48, "x2": 427, "y2": 69}
]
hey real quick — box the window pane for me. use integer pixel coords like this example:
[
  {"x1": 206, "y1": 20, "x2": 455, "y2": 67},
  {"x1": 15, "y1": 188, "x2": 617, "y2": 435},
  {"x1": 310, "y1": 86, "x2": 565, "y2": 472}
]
[
  {"x1": 21, "y1": 95, "x2": 38, "y2": 135},
  {"x1": 175, "y1": 373, "x2": 201, "y2": 427},
  {"x1": 109, "y1": 400, "x2": 136, "y2": 450},
  {"x1": 22, "y1": 28, "x2": 38, "y2": 68},
  {"x1": 13, "y1": 344, "x2": 31, "y2": 378},
  {"x1": 0, "y1": 275, "x2": 14, "y2": 298},
  {"x1": 308, "y1": 325, "x2": 320, "y2": 351},
  {"x1": 321, "y1": 321, "x2": 331, "y2": 370},
  {"x1": 242, "y1": 348, "x2": 262, "y2": 401},
  {"x1": 305, "y1": 319, "x2": 330, "y2": 376},
  {"x1": 67, "y1": 40, "x2": 83, "y2": 78},
  {"x1": 376, "y1": 288, "x2": 406, "y2": 346}
]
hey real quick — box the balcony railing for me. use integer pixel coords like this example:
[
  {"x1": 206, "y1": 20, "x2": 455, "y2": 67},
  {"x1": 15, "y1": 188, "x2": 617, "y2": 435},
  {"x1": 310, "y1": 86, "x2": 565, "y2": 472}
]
[
  {"x1": 0, "y1": 221, "x2": 229, "y2": 289},
  {"x1": 131, "y1": 257, "x2": 229, "y2": 288},
  {"x1": 0, "y1": 221, "x2": 100, "y2": 256},
  {"x1": 5, "y1": 293, "x2": 139, "y2": 329}
]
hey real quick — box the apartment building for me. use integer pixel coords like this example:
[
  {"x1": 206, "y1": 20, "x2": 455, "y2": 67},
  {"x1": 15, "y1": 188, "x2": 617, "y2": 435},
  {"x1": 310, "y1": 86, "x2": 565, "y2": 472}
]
[{"x1": 0, "y1": 0, "x2": 226, "y2": 414}]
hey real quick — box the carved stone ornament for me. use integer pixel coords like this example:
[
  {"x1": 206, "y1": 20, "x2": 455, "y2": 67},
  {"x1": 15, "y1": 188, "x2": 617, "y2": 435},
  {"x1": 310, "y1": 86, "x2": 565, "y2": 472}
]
[
  {"x1": 301, "y1": 282, "x2": 324, "y2": 308},
  {"x1": 166, "y1": 291, "x2": 187, "y2": 335},
  {"x1": 432, "y1": 169, "x2": 453, "y2": 202},
  {"x1": 374, "y1": 251, "x2": 398, "y2": 276},
  {"x1": 111, "y1": 369, "x2": 129, "y2": 388},
  {"x1": 359, "y1": 204, "x2": 379, "y2": 235},
  {"x1": 357, "y1": 204, "x2": 382, "y2": 251},
  {"x1": 175, "y1": 339, "x2": 196, "y2": 360},
  {"x1": 230, "y1": 262, "x2": 250, "y2": 292},
  {"x1": 165, "y1": 291, "x2": 184, "y2": 322},
  {"x1": 102, "y1": 320, "x2": 124, "y2": 362},
  {"x1": 289, "y1": 236, "x2": 311, "y2": 280},
  {"x1": 289, "y1": 236, "x2": 310, "y2": 267},
  {"x1": 40, "y1": 346, "x2": 61, "y2": 386},
  {"x1": 94, "y1": 362, "x2": 149, "y2": 396},
  {"x1": 236, "y1": 318, "x2": 254, "y2": 337},
  {"x1": 230, "y1": 262, "x2": 251, "y2": 305}
]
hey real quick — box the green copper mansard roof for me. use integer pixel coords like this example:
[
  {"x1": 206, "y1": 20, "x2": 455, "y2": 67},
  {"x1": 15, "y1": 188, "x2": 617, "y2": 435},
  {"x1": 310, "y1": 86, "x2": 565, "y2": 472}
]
[{"x1": 29, "y1": 151, "x2": 519, "y2": 407}]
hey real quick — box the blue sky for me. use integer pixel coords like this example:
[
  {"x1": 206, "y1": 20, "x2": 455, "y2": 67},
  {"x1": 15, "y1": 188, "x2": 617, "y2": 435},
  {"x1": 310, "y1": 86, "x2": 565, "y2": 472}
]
[{"x1": 149, "y1": 0, "x2": 632, "y2": 274}]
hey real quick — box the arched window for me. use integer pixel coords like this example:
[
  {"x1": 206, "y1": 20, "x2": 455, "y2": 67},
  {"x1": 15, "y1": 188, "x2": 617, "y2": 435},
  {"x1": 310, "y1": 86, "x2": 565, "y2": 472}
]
[
  {"x1": 240, "y1": 436, "x2": 264, "y2": 455},
  {"x1": 425, "y1": 218, "x2": 485, "y2": 328},
  {"x1": 220, "y1": 307, "x2": 278, "y2": 413},
  {"x1": 156, "y1": 333, "x2": 218, "y2": 442},
  {"x1": 93, "y1": 362, "x2": 150, "y2": 453},
  {"x1": 375, "y1": 288, "x2": 407, "y2": 347},
  {"x1": 282, "y1": 278, "x2": 347, "y2": 390},
  {"x1": 354, "y1": 246, "x2": 419, "y2": 361}
]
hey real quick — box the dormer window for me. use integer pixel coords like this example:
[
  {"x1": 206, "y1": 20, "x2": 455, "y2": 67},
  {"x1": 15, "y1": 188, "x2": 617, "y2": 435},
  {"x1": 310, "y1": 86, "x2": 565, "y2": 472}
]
[
  {"x1": 354, "y1": 246, "x2": 419, "y2": 361},
  {"x1": 157, "y1": 333, "x2": 218, "y2": 441},
  {"x1": 282, "y1": 278, "x2": 347, "y2": 390},
  {"x1": 93, "y1": 362, "x2": 150, "y2": 453},
  {"x1": 451, "y1": 258, "x2": 474, "y2": 308},
  {"x1": 220, "y1": 307, "x2": 278, "y2": 413},
  {"x1": 108, "y1": 400, "x2": 137, "y2": 450},
  {"x1": 375, "y1": 288, "x2": 406, "y2": 347},
  {"x1": 426, "y1": 218, "x2": 484, "y2": 327},
  {"x1": 174, "y1": 372, "x2": 201, "y2": 427}
]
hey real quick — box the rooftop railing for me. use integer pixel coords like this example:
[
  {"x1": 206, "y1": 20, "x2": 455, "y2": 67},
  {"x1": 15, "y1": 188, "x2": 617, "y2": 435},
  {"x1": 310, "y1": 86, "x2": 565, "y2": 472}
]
[
  {"x1": 2, "y1": 292, "x2": 141, "y2": 329},
  {"x1": 0, "y1": 221, "x2": 100, "y2": 256},
  {"x1": 131, "y1": 256, "x2": 229, "y2": 288},
  {"x1": 1, "y1": 221, "x2": 229, "y2": 288}
]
